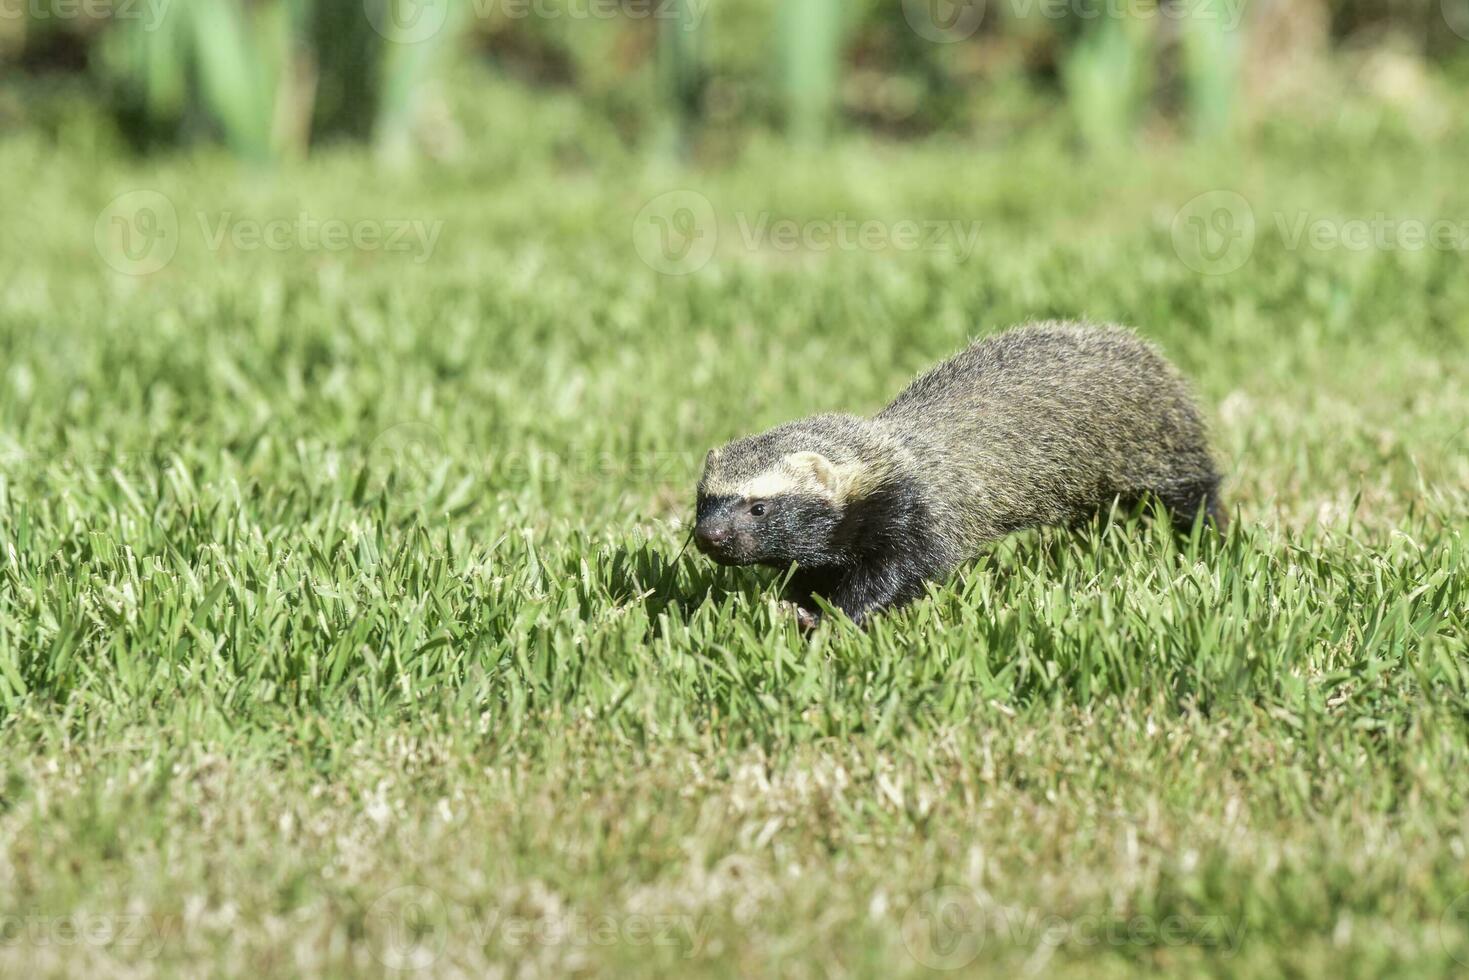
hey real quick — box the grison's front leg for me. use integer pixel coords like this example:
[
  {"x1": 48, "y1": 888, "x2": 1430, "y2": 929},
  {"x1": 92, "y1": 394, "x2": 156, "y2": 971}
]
[
  {"x1": 789, "y1": 560, "x2": 932, "y2": 628},
  {"x1": 828, "y1": 560, "x2": 934, "y2": 626},
  {"x1": 784, "y1": 566, "x2": 839, "y2": 631}
]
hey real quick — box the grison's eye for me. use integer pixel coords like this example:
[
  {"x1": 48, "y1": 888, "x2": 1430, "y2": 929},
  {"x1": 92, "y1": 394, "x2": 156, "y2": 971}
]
[{"x1": 748, "y1": 502, "x2": 768, "y2": 518}]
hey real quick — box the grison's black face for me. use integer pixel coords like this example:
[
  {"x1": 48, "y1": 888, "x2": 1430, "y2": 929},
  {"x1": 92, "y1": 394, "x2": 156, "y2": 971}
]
[{"x1": 694, "y1": 492, "x2": 843, "y2": 567}]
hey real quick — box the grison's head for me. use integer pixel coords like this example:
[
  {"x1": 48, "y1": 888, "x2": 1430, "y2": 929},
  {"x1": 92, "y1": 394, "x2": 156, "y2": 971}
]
[{"x1": 694, "y1": 421, "x2": 879, "y2": 568}]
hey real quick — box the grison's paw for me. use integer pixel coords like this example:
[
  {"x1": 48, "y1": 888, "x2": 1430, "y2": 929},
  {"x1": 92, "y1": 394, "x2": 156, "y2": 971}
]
[{"x1": 792, "y1": 604, "x2": 822, "y2": 632}]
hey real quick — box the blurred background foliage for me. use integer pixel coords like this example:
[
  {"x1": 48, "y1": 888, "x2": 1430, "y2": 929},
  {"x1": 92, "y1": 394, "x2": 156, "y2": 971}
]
[{"x1": 0, "y1": 0, "x2": 1465, "y2": 162}]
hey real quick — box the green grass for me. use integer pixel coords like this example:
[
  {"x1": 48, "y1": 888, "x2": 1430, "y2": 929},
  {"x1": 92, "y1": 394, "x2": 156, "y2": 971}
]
[{"x1": 0, "y1": 78, "x2": 1467, "y2": 977}]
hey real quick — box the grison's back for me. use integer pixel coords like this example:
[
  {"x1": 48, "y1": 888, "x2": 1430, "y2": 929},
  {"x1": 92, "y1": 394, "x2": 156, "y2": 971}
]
[{"x1": 876, "y1": 322, "x2": 1215, "y2": 534}]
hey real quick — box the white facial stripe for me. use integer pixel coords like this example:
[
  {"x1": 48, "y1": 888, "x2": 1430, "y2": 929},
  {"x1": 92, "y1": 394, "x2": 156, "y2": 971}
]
[
  {"x1": 702, "y1": 451, "x2": 878, "y2": 502},
  {"x1": 701, "y1": 466, "x2": 820, "y2": 500},
  {"x1": 734, "y1": 470, "x2": 801, "y2": 499}
]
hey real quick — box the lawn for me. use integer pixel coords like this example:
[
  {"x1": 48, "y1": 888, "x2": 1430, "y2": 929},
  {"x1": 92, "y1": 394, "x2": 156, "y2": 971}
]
[{"x1": 0, "y1": 79, "x2": 1467, "y2": 977}]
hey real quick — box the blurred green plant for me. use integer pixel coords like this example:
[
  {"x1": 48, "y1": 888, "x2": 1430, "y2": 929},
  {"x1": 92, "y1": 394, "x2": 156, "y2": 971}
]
[
  {"x1": 1059, "y1": 16, "x2": 1153, "y2": 152},
  {"x1": 1182, "y1": 0, "x2": 1244, "y2": 139},
  {"x1": 4, "y1": 0, "x2": 1459, "y2": 158},
  {"x1": 658, "y1": 0, "x2": 706, "y2": 156},
  {"x1": 372, "y1": 2, "x2": 470, "y2": 168},
  {"x1": 779, "y1": 0, "x2": 844, "y2": 143},
  {"x1": 95, "y1": 0, "x2": 464, "y2": 162}
]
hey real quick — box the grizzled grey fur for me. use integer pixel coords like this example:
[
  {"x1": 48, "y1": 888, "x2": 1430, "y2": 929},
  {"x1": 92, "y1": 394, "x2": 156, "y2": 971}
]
[{"x1": 694, "y1": 322, "x2": 1225, "y2": 626}]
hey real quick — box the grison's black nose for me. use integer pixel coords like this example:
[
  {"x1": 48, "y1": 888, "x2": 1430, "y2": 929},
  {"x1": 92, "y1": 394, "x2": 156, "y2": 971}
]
[{"x1": 695, "y1": 523, "x2": 730, "y2": 553}]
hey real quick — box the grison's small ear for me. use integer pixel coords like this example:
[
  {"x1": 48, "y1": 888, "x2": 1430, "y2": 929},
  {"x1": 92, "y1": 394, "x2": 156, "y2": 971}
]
[
  {"x1": 784, "y1": 451, "x2": 869, "y2": 502},
  {"x1": 784, "y1": 451, "x2": 835, "y2": 486}
]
